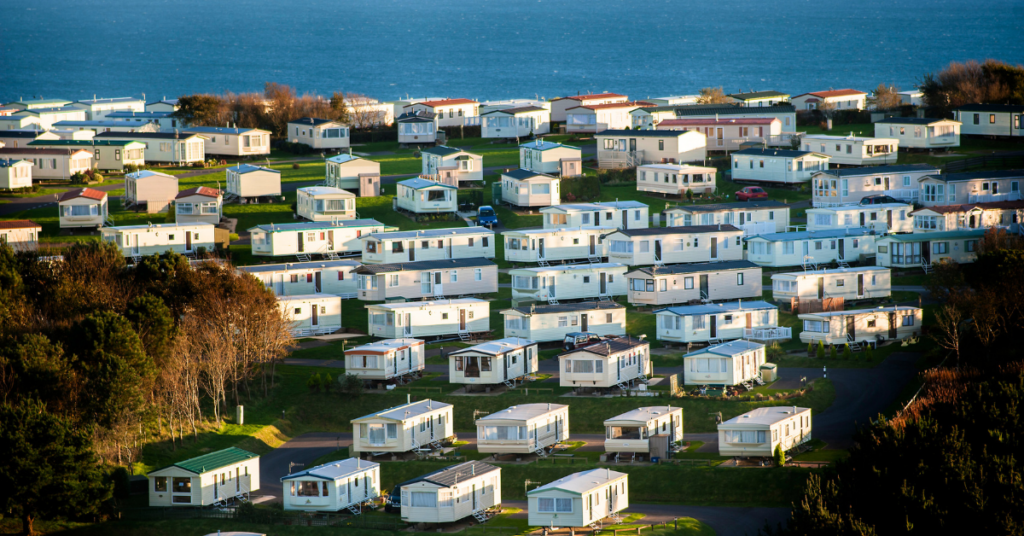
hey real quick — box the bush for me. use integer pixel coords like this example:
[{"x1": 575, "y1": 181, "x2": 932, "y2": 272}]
[
  {"x1": 195, "y1": 246, "x2": 208, "y2": 257},
  {"x1": 322, "y1": 372, "x2": 333, "y2": 392},
  {"x1": 307, "y1": 373, "x2": 322, "y2": 392},
  {"x1": 774, "y1": 443, "x2": 786, "y2": 467},
  {"x1": 829, "y1": 345, "x2": 837, "y2": 360},
  {"x1": 110, "y1": 467, "x2": 131, "y2": 500},
  {"x1": 229, "y1": 233, "x2": 239, "y2": 242},
  {"x1": 69, "y1": 171, "x2": 88, "y2": 185},
  {"x1": 816, "y1": 340, "x2": 825, "y2": 359},
  {"x1": 338, "y1": 373, "x2": 363, "y2": 396},
  {"x1": 807, "y1": 342, "x2": 815, "y2": 357},
  {"x1": 291, "y1": 163, "x2": 300, "y2": 170},
  {"x1": 865, "y1": 345, "x2": 875, "y2": 361},
  {"x1": 843, "y1": 344, "x2": 852, "y2": 360}
]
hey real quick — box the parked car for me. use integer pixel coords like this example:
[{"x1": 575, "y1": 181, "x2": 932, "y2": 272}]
[
  {"x1": 477, "y1": 205, "x2": 498, "y2": 227},
  {"x1": 860, "y1": 195, "x2": 901, "y2": 205},
  {"x1": 563, "y1": 332, "x2": 603, "y2": 351},
  {"x1": 735, "y1": 186, "x2": 768, "y2": 201}
]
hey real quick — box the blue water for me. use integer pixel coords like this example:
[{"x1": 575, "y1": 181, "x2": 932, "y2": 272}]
[{"x1": 1, "y1": 0, "x2": 1021, "y2": 103}]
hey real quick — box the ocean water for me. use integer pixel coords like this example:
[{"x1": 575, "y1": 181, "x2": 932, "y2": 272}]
[{"x1": 0, "y1": 0, "x2": 1021, "y2": 103}]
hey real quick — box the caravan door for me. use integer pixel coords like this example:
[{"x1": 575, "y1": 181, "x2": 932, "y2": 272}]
[{"x1": 433, "y1": 272, "x2": 443, "y2": 295}]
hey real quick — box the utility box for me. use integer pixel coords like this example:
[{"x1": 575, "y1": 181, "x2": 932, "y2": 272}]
[
  {"x1": 358, "y1": 173, "x2": 380, "y2": 197},
  {"x1": 236, "y1": 405, "x2": 244, "y2": 425},
  {"x1": 760, "y1": 363, "x2": 778, "y2": 383}
]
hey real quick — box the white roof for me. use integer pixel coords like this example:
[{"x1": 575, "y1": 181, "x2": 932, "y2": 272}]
[
  {"x1": 502, "y1": 226, "x2": 617, "y2": 236},
  {"x1": 685, "y1": 339, "x2": 764, "y2": 358},
  {"x1": 529, "y1": 469, "x2": 627, "y2": 495},
  {"x1": 354, "y1": 399, "x2": 452, "y2": 422},
  {"x1": 639, "y1": 163, "x2": 717, "y2": 172},
  {"x1": 477, "y1": 403, "x2": 567, "y2": 423},
  {"x1": 103, "y1": 222, "x2": 212, "y2": 231},
  {"x1": 802, "y1": 134, "x2": 897, "y2": 142},
  {"x1": 603, "y1": 406, "x2": 681, "y2": 425},
  {"x1": 509, "y1": 263, "x2": 625, "y2": 274},
  {"x1": 453, "y1": 337, "x2": 536, "y2": 355},
  {"x1": 772, "y1": 266, "x2": 888, "y2": 280},
  {"x1": 800, "y1": 305, "x2": 920, "y2": 318},
  {"x1": 277, "y1": 294, "x2": 339, "y2": 303},
  {"x1": 719, "y1": 406, "x2": 810, "y2": 427},
  {"x1": 299, "y1": 186, "x2": 355, "y2": 197},
  {"x1": 810, "y1": 202, "x2": 910, "y2": 212},
  {"x1": 367, "y1": 298, "x2": 487, "y2": 311},
  {"x1": 281, "y1": 457, "x2": 378, "y2": 482},
  {"x1": 347, "y1": 338, "x2": 422, "y2": 354}
]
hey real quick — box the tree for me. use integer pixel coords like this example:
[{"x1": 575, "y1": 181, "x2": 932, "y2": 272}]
[
  {"x1": 932, "y1": 303, "x2": 965, "y2": 367},
  {"x1": 125, "y1": 295, "x2": 175, "y2": 369},
  {"x1": 322, "y1": 372, "x2": 334, "y2": 393},
  {"x1": 807, "y1": 342, "x2": 814, "y2": 357},
  {"x1": 773, "y1": 443, "x2": 785, "y2": 467},
  {"x1": 0, "y1": 400, "x2": 111, "y2": 536},
  {"x1": 868, "y1": 83, "x2": 901, "y2": 110},
  {"x1": 829, "y1": 345, "x2": 837, "y2": 360},
  {"x1": 816, "y1": 340, "x2": 825, "y2": 359},
  {"x1": 172, "y1": 94, "x2": 224, "y2": 127},
  {"x1": 696, "y1": 87, "x2": 730, "y2": 105},
  {"x1": 307, "y1": 373, "x2": 322, "y2": 393},
  {"x1": 864, "y1": 345, "x2": 874, "y2": 361},
  {"x1": 842, "y1": 344, "x2": 852, "y2": 361},
  {"x1": 920, "y1": 59, "x2": 1024, "y2": 116}
]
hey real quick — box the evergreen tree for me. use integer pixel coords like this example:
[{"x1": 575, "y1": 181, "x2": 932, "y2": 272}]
[
  {"x1": 829, "y1": 345, "x2": 838, "y2": 360},
  {"x1": 773, "y1": 443, "x2": 786, "y2": 467},
  {"x1": 843, "y1": 344, "x2": 852, "y2": 360},
  {"x1": 816, "y1": 340, "x2": 825, "y2": 359}
]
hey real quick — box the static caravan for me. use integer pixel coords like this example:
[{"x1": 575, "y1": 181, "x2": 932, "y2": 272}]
[
  {"x1": 101, "y1": 222, "x2": 216, "y2": 258},
  {"x1": 281, "y1": 458, "x2": 379, "y2": 512},
  {"x1": 806, "y1": 203, "x2": 912, "y2": 234},
  {"x1": 731, "y1": 148, "x2": 829, "y2": 185},
  {"x1": 400, "y1": 461, "x2": 501, "y2": 523},
  {"x1": 744, "y1": 228, "x2": 876, "y2": 268},
  {"x1": 595, "y1": 129, "x2": 707, "y2": 169},
  {"x1": 396, "y1": 178, "x2": 458, "y2": 214},
  {"x1": 249, "y1": 219, "x2": 388, "y2": 258},
  {"x1": 509, "y1": 263, "x2": 628, "y2": 303},
  {"x1": 810, "y1": 164, "x2": 939, "y2": 207},
  {"x1": 58, "y1": 187, "x2": 108, "y2": 228},
  {"x1": 727, "y1": 90, "x2": 790, "y2": 107},
  {"x1": 503, "y1": 226, "x2": 615, "y2": 265},
  {"x1": 226, "y1": 164, "x2": 281, "y2": 200},
  {"x1": 422, "y1": 146, "x2": 483, "y2": 185},
  {"x1": 448, "y1": 338, "x2": 539, "y2": 388},
  {"x1": 558, "y1": 335, "x2": 651, "y2": 389},
  {"x1": 501, "y1": 302, "x2": 626, "y2": 343},
  {"x1": 910, "y1": 201, "x2": 1024, "y2": 233},
  {"x1": 918, "y1": 169, "x2": 1024, "y2": 207},
  {"x1": 541, "y1": 201, "x2": 649, "y2": 231},
  {"x1": 771, "y1": 266, "x2": 891, "y2": 302},
  {"x1": 481, "y1": 106, "x2": 551, "y2": 138},
  {"x1": 718, "y1": 406, "x2": 812, "y2": 457},
  {"x1": 27, "y1": 139, "x2": 146, "y2": 172},
  {"x1": 636, "y1": 164, "x2": 717, "y2": 197},
  {"x1": 148, "y1": 447, "x2": 260, "y2": 507},
  {"x1": 520, "y1": 140, "x2": 583, "y2": 177},
  {"x1": 953, "y1": 103, "x2": 1024, "y2": 138},
  {"x1": 353, "y1": 258, "x2": 498, "y2": 301},
  {"x1": 603, "y1": 406, "x2": 683, "y2": 457},
  {"x1": 287, "y1": 118, "x2": 350, "y2": 150},
  {"x1": 366, "y1": 298, "x2": 491, "y2": 339},
  {"x1": 682, "y1": 340, "x2": 766, "y2": 387},
  {"x1": 603, "y1": 225, "x2": 744, "y2": 266},
  {"x1": 182, "y1": 126, "x2": 271, "y2": 157},
  {"x1": 71, "y1": 97, "x2": 145, "y2": 120},
  {"x1": 0, "y1": 158, "x2": 33, "y2": 190},
  {"x1": 801, "y1": 134, "x2": 898, "y2": 166},
  {"x1": 567, "y1": 102, "x2": 649, "y2": 135},
  {"x1": 664, "y1": 200, "x2": 789, "y2": 236},
  {"x1": 124, "y1": 170, "x2": 177, "y2": 213},
  {"x1": 799, "y1": 305, "x2": 923, "y2": 346},
  {"x1": 397, "y1": 111, "x2": 438, "y2": 145},
  {"x1": 297, "y1": 187, "x2": 357, "y2": 222},
  {"x1": 13, "y1": 106, "x2": 87, "y2": 129},
  {"x1": 476, "y1": 403, "x2": 569, "y2": 455},
  {"x1": 175, "y1": 186, "x2": 223, "y2": 225},
  {"x1": 240, "y1": 260, "x2": 361, "y2": 298},
  {"x1": 551, "y1": 93, "x2": 628, "y2": 122},
  {"x1": 500, "y1": 169, "x2": 560, "y2": 208},
  {"x1": 404, "y1": 99, "x2": 479, "y2": 128},
  {"x1": 105, "y1": 110, "x2": 176, "y2": 130},
  {"x1": 325, "y1": 153, "x2": 381, "y2": 194},
  {"x1": 657, "y1": 117, "x2": 782, "y2": 152},
  {"x1": 0, "y1": 147, "x2": 92, "y2": 180},
  {"x1": 361, "y1": 227, "x2": 495, "y2": 265},
  {"x1": 626, "y1": 260, "x2": 762, "y2": 306},
  {"x1": 791, "y1": 89, "x2": 867, "y2": 111},
  {"x1": 278, "y1": 294, "x2": 343, "y2": 336},
  {"x1": 874, "y1": 229, "x2": 987, "y2": 269},
  {"x1": 655, "y1": 301, "x2": 785, "y2": 345},
  {"x1": 344, "y1": 338, "x2": 425, "y2": 382},
  {"x1": 94, "y1": 132, "x2": 205, "y2": 165},
  {"x1": 527, "y1": 469, "x2": 628, "y2": 529},
  {"x1": 0, "y1": 220, "x2": 41, "y2": 251},
  {"x1": 875, "y1": 118, "x2": 961, "y2": 149},
  {"x1": 351, "y1": 399, "x2": 454, "y2": 455}
]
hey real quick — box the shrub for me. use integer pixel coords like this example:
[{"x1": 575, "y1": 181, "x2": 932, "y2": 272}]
[
  {"x1": 69, "y1": 171, "x2": 87, "y2": 185},
  {"x1": 807, "y1": 341, "x2": 815, "y2": 357},
  {"x1": 816, "y1": 340, "x2": 825, "y2": 359},
  {"x1": 865, "y1": 345, "x2": 875, "y2": 361},
  {"x1": 774, "y1": 444, "x2": 786, "y2": 467},
  {"x1": 843, "y1": 344, "x2": 852, "y2": 360},
  {"x1": 292, "y1": 163, "x2": 300, "y2": 170},
  {"x1": 686, "y1": 189, "x2": 693, "y2": 201},
  {"x1": 322, "y1": 373, "x2": 334, "y2": 392},
  {"x1": 338, "y1": 373, "x2": 363, "y2": 396},
  {"x1": 307, "y1": 373, "x2": 322, "y2": 392},
  {"x1": 829, "y1": 345, "x2": 837, "y2": 360},
  {"x1": 229, "y1": 233, "x2": 239, "y2": 242},
  {"x1": 110, "y1": 467, "x2": 131, "y2": 500}
]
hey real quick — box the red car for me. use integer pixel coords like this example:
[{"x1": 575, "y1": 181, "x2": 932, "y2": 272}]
[{"x1": 735, "y1": 186, "x2": 768, "y2": 201}]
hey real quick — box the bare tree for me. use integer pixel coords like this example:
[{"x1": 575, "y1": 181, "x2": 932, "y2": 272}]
[
  {"x1": 345, "y1": 93, "x2": 387, "y2": 129},
  {"x1": 931, "y1": 302, "x2": 965, "y2": 367},
  {"x1": 696, "y1": 87, "x2": 731, "y2": 105},
  {"x1": 869, "y1": 83, "x2": 902, "y2": 110}
]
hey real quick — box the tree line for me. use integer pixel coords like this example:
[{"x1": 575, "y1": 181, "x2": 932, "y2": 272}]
[
  {"x1": 0, "y1": 242, "x2": 292, "y2": 535},
  {"x1": 921, "y1": 59, "x2": 1024, "y2": 116}
]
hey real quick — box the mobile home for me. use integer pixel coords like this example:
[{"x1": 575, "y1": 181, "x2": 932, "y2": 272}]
[
  {"x1": 400, "y1": 461, "x2": 501, "y2": 523},
  {"x1": 798, "y1": 305, "x2": 923, "y2": 346},
  {"x1": 810, "y1": 164, "x2": 939, "y2": 206},
  {"x1": 325, "y1": 153, "x2": 381, "y2": 193},
  {"x1": 27, "y1": 139, "x2": 146, "y2": 172},
  {"x1": 655, "y1": 301, "x2": 785, "y2": 345},
  {"x1": 551, "y1": 93, "x2": 628, "y2": 122},
  {"x1": 366, "y1": 298, "x2": 491, "y2": 339},
  {"x1": 249, "y1": 219, "x2": 388, "y2": 258},
  {"x1": 874, "y1": 229, "x2": 987, "y2": 269},
  {"x1": 918, "y1": 169, "x2": 1024, "y2": 207},
  {"x1": 541, "y1": 201, "x2": 649, "y2": 231},
  {"x1": 727, "y1": 90, "x2": 790, "y2": 107},
  {"x1": 718, "y1": 406, "x2": 812, "y2": 457},
  {"x1": 500, "y1": 169, "x2": 560, "y2": 208},
  {"x1": 910, "y1": 201, "x2": 1024, "y2": 233},
  {"x1": 801, "y1": 134, "x2": 898, "y2": 166},
  {"x1": 0, "y1": 158, "x2": 33, "y2": 190},
  {"x1": 509, "y1": 263, "x2": 628, "y2": 303},
  {"x1": 603, "y1": 225, "x2": 744, "y2": 266},
  {"x1": 770, "y1": 266, "x2": 891, "y2": 302},
  {"x1": 396, "y1": 178, "x2": 458, "y2": 214},
  {"x1": 297, "y1": 187, "x2": 357, "y2": 222},
  {"x1": 791, "y1": 89, "x2": 867, "y2": 111},
  {"x1": 148, "y1": 447, "x2": 260, "y2": 507},
  {"x1": 476, "y1": 403, "x2": 569, "y2": 455},
  {"x1": 519, "y1": 140, "x2": 583, "y2": 177},
  {"x1": 344, "y1": 338, "x2": 426, "y2": 382},
  {"x1": 101, "y1": 222, "x2": 216, "y2": 258},
  {"x1": 805, "y1": 203, "x2": 913, "y2": 233},
  {"x1": 239, "y1": 260, "x2": 361, "y2": 298},
  {"x1": 58, "y1": 187, "x2": 108, "y2": 228},
  {"x1": 124, "y1": 170, "x2": 177, "y2": 213},
  {"x1": 501, "y1": 302, "x2": 626, "y2": 343},
  {"x1": 874, "y1": 118, "x2": 961, "y2": 149},
  {"x1": 664, "y1": 200, "x2": 789, "y2": 235},
  {"x1": 94, "y1": 132, "x2": 205, "y2": 165},
  {"x1": 71, "y1": 97, "x2": 145, "y2": 120},
  {"x1": 280, "y1": 458, "x2": 379, "y2": 512},
  {"x1": 351, "y1": 399, "x2": 454, "y2": 455},
  {"x1": 287, "y1": 118, "x2": 350, "y2": 150},
  {"x1": 658, "y1": 117, "x2": 782, "y2": 151},
  {"x1": 558, "y1": 335, "x2": 651, "y2": 389},
  {"x1": 404, "y1": 99, "x2": 479, "y2": 128},
  {"x1": 636, "y1": 164, "x2": 717, "y2": 197},
  {"x1": 744, "y1": 228, "x2": 875, "y2": 268},
  {"x1": 397, "y1": 111, "x2": 438, "y2": 145},
  {"x1": 182, "y1": 126, "x2": 271, "y2": 157},
  {"x1": 682, "y1": 340, "x2": 766, "y2": 387},
  {"x1": 481, "y1": 106, "x2": 551, "y2": 138},
  {"x1": 0, "y1": 147, "x2": 92, "y2": 180},
  {"x1": 527, "y1": 469, "x2": 629, "y2": 529},
  {"x1": 448, "y1": 338, "x2": 539, "y2": 388},
  {"x1": 626, "y1": 260, "x2": 762, "y2": 306},
  {"x1": 502, "y1": 226, "x2": 615, "y2": 264},
  {"x1": 952, "y1": 104, "x2": 1024, "y2": 138},
  {"x1": 226, "y1": 164, "x2": 281, "y2": 200},
  {"x1": 731, "y1": 148, "x2": 829, "y2": 185},
  {"x1": 567, "y1": 102, "x2": 650, "y2": 134},
  {"x1": 174, "y1": 186, "x2": 223, "y2": 225},
  {"x1": 0, "y1": 220, "x2": 41, "y2": 251},
  {"x1": 353, "y1": 258, "x2": 498, "y2": 301},
  {"x1": 603, "y1": 406, "x2": 683, "y2": 456},
  {"x1": 361, "y1": 227, "x2": 495, "y2": 265},
  {"x1": 278, "y1": 295, "x2": 343, "y2": 336},
  {"x1": 422, "y1": 146, "x2": 483, "y2": 185},
  {"x1": 595, "y1": 129, "x2": 707, "y2": 169}
]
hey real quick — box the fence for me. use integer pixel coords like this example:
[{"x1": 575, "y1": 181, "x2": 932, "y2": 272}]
[
  {"x1": 350, "y1": 128, "x2": 398, "y2": 144},
  {"x1": 944, "y1": 151, "x2": 1024, "y2": 173},
  {"x1": 791, "y1": 296, "x2": 844, "y2": 314}
]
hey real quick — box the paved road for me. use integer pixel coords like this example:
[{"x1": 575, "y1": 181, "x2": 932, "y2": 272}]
[{"x1": 259, "y1": 432, "x2": 352, "y2": 501}]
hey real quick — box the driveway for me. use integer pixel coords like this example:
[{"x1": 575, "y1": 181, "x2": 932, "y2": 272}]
[{"x1": 259, "y1": 432, "x2": 352, "y2": 501}]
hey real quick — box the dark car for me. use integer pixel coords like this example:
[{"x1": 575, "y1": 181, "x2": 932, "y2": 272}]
[
  {"x1": 735, "y1": 186, "x2": 768, "y2": 201},
  {"x1": 859, "y1": 195, "x2": 901, "y2": 205},
  {"x1": 563, "y1": 332, "x2": 603, "y2": 351}
]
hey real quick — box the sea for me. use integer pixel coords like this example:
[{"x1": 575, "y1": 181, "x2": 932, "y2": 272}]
[{"x1": 0, "y1": 0, "x2": 1021, "y2": 103}]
